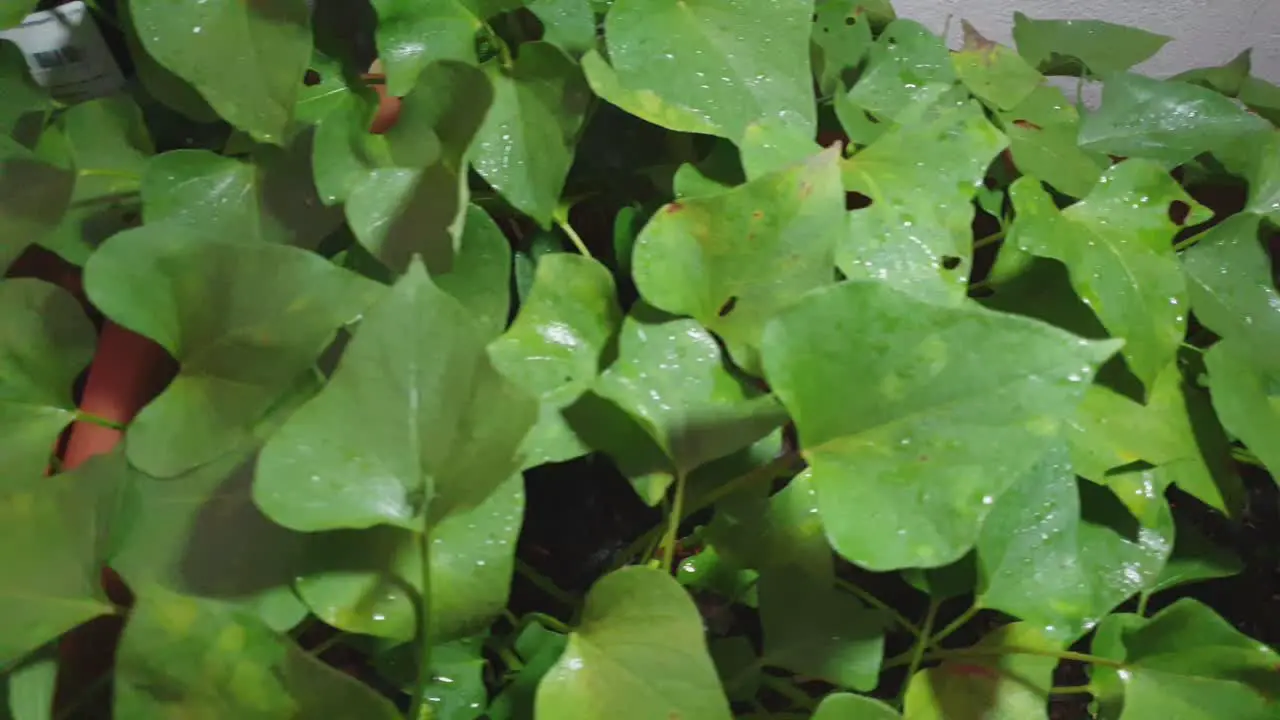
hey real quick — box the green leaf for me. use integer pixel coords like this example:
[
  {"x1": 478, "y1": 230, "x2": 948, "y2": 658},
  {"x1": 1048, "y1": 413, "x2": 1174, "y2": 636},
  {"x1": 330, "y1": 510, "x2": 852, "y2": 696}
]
[
  {"x1": 1102, "y1": 599, "x2": 1280, "y2": 720},
  {"x1": 294, "y1": 51, "x2": 353, "y2": 127},
  {"x1": 813, "y1": 693, "x2": 901, "y2": 720},
  {"x1": 488, "y1": 254, "x2": 622, "y2": 469},
  {"x1": 952, "y1": 21, "x2": 1043, "y2": 111},
  {"x1": 633, "y1": 147, "x2": 844, "y2": 375},
  {"x1": 676, "y1": 545, "x2": 758, "y2": 607},
  {"x1": 1011, "y1": 12, "x2": 1171, "y2": 76},
  {"x1": 344, "y1": 62, "x2": 493, "y2": 274},
  {"x1": 83, "y1": 234, "x2": 381, "y2": 477},
  {"x1": 398, "y1": 636, "x2": 488, "y2": 719},
  {"x1": 1177, "y1": 208, "x2": 1280, "y2": 366},
  {"x1": 143, "y1": 139, "x2": 341, "y2": 250},
  {"x1": 534, "y1": 566, "x2": 733, "y2": 720},
  {"x1": 1079, "y1": 73, "x2": 1272, "y2": 167},
  {"x1": 39, "y1": 96, "x2": 151, "y2": 265},
  {"x1": 901, "y1": 554, "x2": 978, "y2": 601},
  {"x1": 102, "y1": 448, "x2": 309, "y2": 632},
  {"x1": 1243, "y1": 130, "x2": 1280, "y2": 222},
  {"x1": 739, "y1": 117, "x2": 824, "y2": 180},
  {"x1": 527, "y1": 0, "x2": 596, "y2": 56},
  {"x1": 1171, "y1": 50, "x2": 1253, "y2": 98},
  {"x1": 1240, "y1": 76, "x2": 1280, "y2": 126},
  {"x1": 437, "y1": 204, "x2": 513, "y2": 340},
  {"x1": 255, "y1": 259, "x2": 535, "y2": 532},
  {"x1": 839, "y1": 98, "x2": 1008, "y2": 305},
  {"x1": 0, "y1": 2, "x2": 36, "y2": 30},
  {"x1": 489, "y1": 623, "x2": 568, "y2": 720},
  {"x1": 586, "y1": 307, "x2": 785, "y2": 504},
  {"x1": 119, "y1": 1, "x2": 218, "y2": 124},
  {"x1": 903, "y1": 623, "x2": 1058, "y2": 719},
  {"x1": 978, "y1": 447, "x2": 1173, "y2": 642},
  {"x1": 844, "y1": 20, "x2": 956, "y2": 123},
  {"x1": 583, "y1": 0, "x2": 815, "y2": 142},
  {"x1": 0, "y1": 40, "x2": 46, "y2": 134},
  {"x1": 6, "y1": 645, "x2": 57, "y2": 720},
  {"x1": 370, "y1": 0, "x2": 480, "y2": 97},
  {"x1": 761, "y1": 280, "x2": 1121, "y2": 570},
  {"x1": 0, "y1": 471, "x2": 114, "y2": 667},
  {"x1": 1008, "y1": 162, "x2": 1210, "y2": 391},
  {"x1": 293, "y1": 475, "x2": 522, "y2": 643},
  {"x1": 115, "y1": 586, "x2": 401, "y2": 719},
  {"x1": 472, "y1": 42, "x2": 591, "y2": 226},
  {"x1": 1145, "y1": 520, "x2": 1242, "y2": 597},
  {"x1": 0, "y1": 136, "x2": 74, "y2": 271},
  {"x1": 1205, "y1": 339, "x2": 1280, "y2": 481},
  {"x1": 0, "y1": 280, "x2": 94, "y2": 481},
  {"x1": 1067, "y1": 363, "x2": 1241, "y2": 518},
  {"x1": 997, "y1": 85, "x2": 1109, "y2": 199},
  {"x1": 812, "y1": 0, "x2": 874, "y2": 96},
  {"x1": 129, "y1": 0, "x2": 313, "y2": 144}
]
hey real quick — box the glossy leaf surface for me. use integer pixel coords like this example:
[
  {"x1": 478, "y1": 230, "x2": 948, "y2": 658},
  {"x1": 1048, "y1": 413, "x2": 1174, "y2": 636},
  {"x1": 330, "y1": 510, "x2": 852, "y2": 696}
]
[
  {"x1": 130, "y1": 0, "x2": 313, "y2": 143},
  {"x1": 370, "y1": 0, "x2": 479, "y2": 97},
  {"x1": 0, "y1": 280, "x2": 94, "y2": 481},
  {"x1": 762, "y1": 281, "x2": 1120, "y2": 570},
  {"x1": 535, "y1": 566, "x2": 733, "y2": 720},
  {"x1": 255, "y1": 260, "x2": 535, "y2": 531},
  {"x1": 1205, "y1": 339, "x2": 1280, "y2": 480},
  {"x1": 84, "y1": 234, "x2": 381, "y2": 477},
  {"x1": 1008, "y1": 162, "x2": 1209, "y2": 391},
  {"x1": 633, "y1": 147, "x2": 844, "y2": 375}
]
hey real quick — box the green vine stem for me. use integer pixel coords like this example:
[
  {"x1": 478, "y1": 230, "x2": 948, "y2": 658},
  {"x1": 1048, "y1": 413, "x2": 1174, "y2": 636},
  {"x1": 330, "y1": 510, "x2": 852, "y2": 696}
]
[
  {"x1": 74, "y1": 411, "x2": 126, "y2": 431},
  {"x1": 901, "y1": 599, "x2": 941, "y2": 697},
  {"x1": 659, "y1": 472, "x2": 689, "y2": 573},
  {"x1": 834, "y1": 578, "x2": 922, "y2": 639},
  {"x1": 1051, "y1": 684, "x2": 1096, "y2": 695},
  {"x1": 514, "y1": 559, "x2": 578, "y2": 608},
  {"x1": 408, "y1": 525, "x2": 434, "y2": 720},
  {"x1": 759, "y1": 674, "x2": 817, "y2": 711},
  {"x1": 553, "y1": 210, "x2": 592, "y2": 258},
  {"x1": 884, "y1": 644, "x2": 1124, "y2": 670},
  {"x1": 927, "y1": 604, "x2": 981, "y2": 649}
]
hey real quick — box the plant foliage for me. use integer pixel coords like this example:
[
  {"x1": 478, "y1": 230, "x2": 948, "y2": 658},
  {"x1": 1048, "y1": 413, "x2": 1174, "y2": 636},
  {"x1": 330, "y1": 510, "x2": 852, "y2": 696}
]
[{"x1": 2, "y1": 1, "x2": 1280, "y2": 718}]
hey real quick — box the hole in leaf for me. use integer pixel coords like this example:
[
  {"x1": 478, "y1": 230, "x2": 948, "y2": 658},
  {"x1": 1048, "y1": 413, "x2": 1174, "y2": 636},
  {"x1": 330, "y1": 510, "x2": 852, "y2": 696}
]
[
  {"x1": 847, "y1": 191, "x2": 873, "y2": 210},
  {"x1": 941, "y1": 255, "x2": 962, "y2": 270},
  {"x1": 303, "y1": 69, "x2": 322, "y2": 86},
  {"x1": 845, "y1": 16, "x2": 856, "y2": 25},
  {"x1": 862, "y1": 110, "x2": 880, "y2": 125},
  {"x1": 1169, "y1": 200, "x2": 1191, "y2": 225},
  {"x1": 717, "y1": 296, "x2": 739, "y2": 317},
  {"x1": 983, "y1": 176, "x2": 998, "y2": 190},
  {"x1": 969, "y1": 285, "x2": 995, "y2": 298}
]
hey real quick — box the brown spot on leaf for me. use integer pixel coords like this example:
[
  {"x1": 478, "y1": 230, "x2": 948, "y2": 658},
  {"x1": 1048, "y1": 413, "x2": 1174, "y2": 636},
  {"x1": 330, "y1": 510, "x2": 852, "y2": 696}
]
[
  {"x1": 1012, "y1": 119, "x2": 1041, "y2": 131},
  {"x1": 752, "y1": 210, "x2": 764, "y2": 220},
  {"x1": 949, "y1": 663, "x2": 998, "y2": 679},
  {"x1": 666, "y1": 202, "x2": 684, "y2": 214},
  {"x1": 717, "y1": 296, "x2": 738, "y2": 317}
]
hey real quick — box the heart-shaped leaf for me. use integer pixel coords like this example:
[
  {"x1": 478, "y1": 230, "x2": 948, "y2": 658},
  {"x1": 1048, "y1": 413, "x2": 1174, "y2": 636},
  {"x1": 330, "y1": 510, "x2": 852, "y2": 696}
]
[
  {"x1": 142, "y1": 137, "x2": 341, "y2": 249},
  {"x1": 1008, "y1": 161, "x2": 1210, "y2": 392},
  {"x1": 488, "y1": 254, "x2": 622, "y2": 469},
  {"x1": 1011, "y1": 12, "x2": 1170, "y2": 76},
  {"x1": 84, "y1": 233, "x2": 382, "y2": 477},
  {"x1": 0, "y1": 279, "x2": 95, "y2": 482},
  {"x1": 534, "y1": 566, "x2": 733, "y2": 720},
  {"x1": 129, "y1": 0, "x2": 313, "y2": 144},
  {"x1": 343, "y1": 62, "x2": 493, "y2": 274},
  {"x1": 633, "y1": 146, "x2": 844, "y2": 375},
  {"x1": 1092, "y1": 599, "x2": 1280, "y2": 719},
  {"x1": 903, "y1": 623, "x2": 1059, "y2": 719},
  {"x1": 294, "y1": 475, "x2": 523, "y2": 643},
  {"x1": 115, "y1": 585, "x2": 400, "y2": 719},
  {"x1": 583, "y1": 0, "x2": 815, "y2": 143},
  {"x1": 0, "y1": 469, "x2": 114, "y2": 667},
  {"x1": 762, "y1": 280, "x2": 1121, "y2": 570},
  {"x1": 584, "y1": 307, "x2": 786, "y2": 504},
  {"x1": 840, "y1": 97, "x2": 1007, "y2": 305},
  {"x1": 370, "y1": 0, "x2": 480, "y2": 97},
  {"x1": 472, "y1": 42, "x2": 591, "y2": 226},
  {"x1": 977, "y1": 447, "x2": 1173, "y2": 642},
  {"x1": 255, "y1": 258, "x2": 536, "y2": 532},
  {"x1": 1079, "y1": 73, "x2": 1272, "y2": 167},
  {"x1": 527, "y1": 0, "x2": 596, "y2": 56}
]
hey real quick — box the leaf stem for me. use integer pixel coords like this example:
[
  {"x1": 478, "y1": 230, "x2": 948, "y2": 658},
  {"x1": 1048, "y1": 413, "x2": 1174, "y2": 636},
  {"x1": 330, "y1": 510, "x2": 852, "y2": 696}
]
[
  {"x1": 1173, "y1": 233, "x2": 1203, "y2": 252},
  {"x1": 554, "y1": 210, "x2": 592, "y2": 258},
  {"x1": 901, "y1": 599, "x2": 940, "y2": 696},
  {"x1": 1051, "y1": 684, "x2": 1095, "y2": 695},
  {"x1": 515, "y1": 559, "x2": 578, "y2": 608},
  {"x1": 760, "y1": 674, "x2": 816, "y2": 710},
  {"x1": 884, "y1": 645, "x2": 1124, "y2": 670},
  {"x1": 528, "y1": 611, "x2": 570, "y2": 635},
  {"x1": 75, "y1": 411, "x2": 126, "y2": 431},
  {"x1": 408, "y1": 526, "x2": 434, "y2": 720},
  {"x1": 834, "y1": 578, "x2": 921, "y2": 639},
  {"x1": 973, "y1": 229, "x2": 1006, "y2": 250},
  {"x1": 76, "y1": 168, "x2": 140, "y2": 181},
  {"x1": 928, "y1": 604, "x2": 980, "y2": 649},
  {"x1": 659, "y1": 472, "x2": 689, "y2": 573},
  {"x1": 1231, "y1": 447, "x2": 1266, "y2": 469},
  {"x1": 1136, "y1": 591, "x2": 1151, "y2": 617}
]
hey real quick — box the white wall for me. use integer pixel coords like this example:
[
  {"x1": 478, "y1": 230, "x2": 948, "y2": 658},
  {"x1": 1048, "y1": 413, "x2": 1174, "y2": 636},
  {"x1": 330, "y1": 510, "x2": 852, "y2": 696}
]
[{"x1": 894, "y1": 0, "x2": 1280, "y2": 82}]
